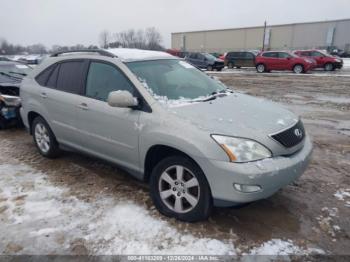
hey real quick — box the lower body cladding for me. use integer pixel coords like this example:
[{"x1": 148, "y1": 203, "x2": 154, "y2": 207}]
[{"x1": 196, "y1": 137, "x2": 313, "y2": 207}]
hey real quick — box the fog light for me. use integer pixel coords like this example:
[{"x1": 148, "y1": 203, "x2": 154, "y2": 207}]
[{"x1": 233, "y1": 183, "x2": 261, "y2": 193}]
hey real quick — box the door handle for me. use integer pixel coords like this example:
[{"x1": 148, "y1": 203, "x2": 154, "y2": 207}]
[
  {"x1": 40, "y1": 92, "x2": 47, "y2": 99},
  {"x1": 77, "y1": 103, "x2": 89, "y2": 110}
]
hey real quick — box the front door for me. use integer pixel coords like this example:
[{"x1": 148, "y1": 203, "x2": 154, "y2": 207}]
[{"x1": 76, "y1": 61, "x2": 141, "y2": 171}]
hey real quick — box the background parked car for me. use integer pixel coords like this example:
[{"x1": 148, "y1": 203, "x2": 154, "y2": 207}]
[
  {"x1": 0, "y1": 57, "x2": 11, "y2": 62},
  {"x1": 218, "y1": 53, "x2": 226, "y2": 61},
  {"x1": 294, "y1": 50, "x2": 343, "y2": 71},
  {"x1": 224, "y1": 51, "x2": 257, "y2": 69},
  {"x1": 0, "y1": 61, "x2": 32, "y2": 128},
  {"x1": 166, "y1": 49, "x2": 189, "y2": 58},
  {"x1": 185, "y1": 52, "x2": 224, "y2": 71},
  {"x1": 255, "y1": 51, "x2": 317, "y2": 74},
  {"x1": 210, "y1": 52, "x2": 223, "y2": 58}
]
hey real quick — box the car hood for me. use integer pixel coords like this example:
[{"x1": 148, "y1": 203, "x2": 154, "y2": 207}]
[{"x1": 171, "y1": 93, "x2": 298, "y2": 140}]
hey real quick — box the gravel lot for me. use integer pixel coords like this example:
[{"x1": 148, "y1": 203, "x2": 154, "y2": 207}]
[{"x1": 0, "y1": 68, "x2": 349, "y2": 257}]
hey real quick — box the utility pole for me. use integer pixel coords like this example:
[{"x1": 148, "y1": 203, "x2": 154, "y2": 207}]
[{"x1": 262, "y1": 21, "x2": 267, "y2": 51}]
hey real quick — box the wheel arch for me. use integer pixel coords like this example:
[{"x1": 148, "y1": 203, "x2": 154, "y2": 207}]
[{"x1": 143, "y1": 144, "x2": 203, "y2": 182}]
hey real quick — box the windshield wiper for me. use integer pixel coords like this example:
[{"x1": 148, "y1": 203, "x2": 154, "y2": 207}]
[
  {"x1": 0, "y1": 72, "x2": 22, "y2": 80},
  {"x1": 9, "y1": 71, "x2": 27, "y2": 77}
]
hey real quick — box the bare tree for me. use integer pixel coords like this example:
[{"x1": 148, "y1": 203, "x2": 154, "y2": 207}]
[
  {"x1": 145, "y1": 27, "x2": 162, "y2": 50},
  {"x1": 109, "y1": 27, "x2": 163, "y2": 50},
  {"x1": 99, "y1": 30, "x2": 110, "y2": 49}
]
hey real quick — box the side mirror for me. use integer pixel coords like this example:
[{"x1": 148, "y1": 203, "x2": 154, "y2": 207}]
[{"x1": 107, "y1": 90, "x2": 138, "y2": 108}]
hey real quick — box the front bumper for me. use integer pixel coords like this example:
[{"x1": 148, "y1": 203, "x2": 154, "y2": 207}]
[
  {"x1": 197, "y1": 136, "x2": 313, "y2": 206},
  {"x1": 334, "y1": 61, "x2": 343, "y2": 69}
]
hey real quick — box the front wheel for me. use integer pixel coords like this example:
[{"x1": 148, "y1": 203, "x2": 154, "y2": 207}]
[
  {"x1": 32, "y1": 116, "x2": 61, "y2": 158},
  {"x1": 207, "y1": 65, "x2": 213, "y2": 71},
  {"x1": 324, "y1": 63, "x2": 334, "y2": 71},
  {"x1": 228, "y1": 62, "x2": 234, "y2": 69},
  {"x1": 150, "y1": 156, "x2": 212, "y2": 222}
]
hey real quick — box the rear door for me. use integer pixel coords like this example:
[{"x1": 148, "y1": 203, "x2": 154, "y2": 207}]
[
  {"x1": 245, "y1": 52, "x2": 256, "y2": 67},
  {"x1": 76, "y1": 60, "x2": 141, "y2": 171},
  {"x1": 262, "y1": 52, "x2": 278, "y2": 69},
  {"x1": 277, "y1": 52, "x2": 293, "y2": 70},
  {"x1": 36, "y1": 60, "x2": 87, "y2": 146}
]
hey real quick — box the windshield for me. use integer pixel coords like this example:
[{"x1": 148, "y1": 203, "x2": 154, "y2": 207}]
[
  {"x1": 126, "y1": 59, "x2": 227, "y2": 101},
  {"x1": 202, "y1": 53, "x2": 217, "y2": 61},
  {"x1": 0, "y1": 62, "x2": 32, "y2": 78}
]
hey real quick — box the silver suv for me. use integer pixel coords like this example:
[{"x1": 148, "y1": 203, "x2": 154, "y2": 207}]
[{"x1": 20, "y1": 48, "x2": 312, "y2": 222}]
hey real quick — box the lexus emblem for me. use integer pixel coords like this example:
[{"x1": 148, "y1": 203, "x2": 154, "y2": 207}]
[{"x1": 294, "y1": 128, "x2": 303, "y2": 138}]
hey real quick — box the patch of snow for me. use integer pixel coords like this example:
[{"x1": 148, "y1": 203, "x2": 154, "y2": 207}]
[
  {"x1": 106, "y1": 48, "x2": 173, "y2": 62},
  {"x1": 343, "y1": 58, "x2": 350, "y2": 69},
  {"x1": 246, "y1": 239, "x2": 325, "y2": 257},
  {"x1": 0, "y1": 163, "x2": 235, "y2": 255},
  {"x1": 334, "y1": 189, "x2": 350, "y2": 201}
]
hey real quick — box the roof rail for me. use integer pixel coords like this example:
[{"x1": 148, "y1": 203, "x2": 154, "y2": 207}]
[{"x1": 50, "y1": 49, "x2": 117, "y2": 58}]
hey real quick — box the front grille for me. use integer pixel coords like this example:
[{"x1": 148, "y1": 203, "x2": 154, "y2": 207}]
[{"x1": 271, "y1": 120, "x2": 305, "y2": 148}]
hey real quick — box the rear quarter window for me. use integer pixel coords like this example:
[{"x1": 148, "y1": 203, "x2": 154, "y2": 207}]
[{"x1": 35, "y1": 65, "x2": 55, "y2": 86}]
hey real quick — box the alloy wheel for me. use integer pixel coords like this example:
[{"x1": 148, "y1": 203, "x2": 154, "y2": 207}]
[
  {"x1": 35, "y1": 123, "x2": 51, "y2": 153},
  {"x1": 257, "y1": 64, "x2": 265, "y2": 73},
  {"x1": 294, "y1": 65, "x2": 303, "y2": 74},
  {"x1": 158, "y1": 165, "x2": 200, "y2": 213}
]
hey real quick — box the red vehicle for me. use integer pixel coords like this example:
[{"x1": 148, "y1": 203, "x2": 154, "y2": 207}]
[
  {"x1": 294, "y1": 50, "x2": 343, "y2": 71},
  {"x1": 218, "y1": 53, "x2": 226, "y2": 61},
  {"x1": 255, "y1": 51, "x2": 317, "y2": 74}
]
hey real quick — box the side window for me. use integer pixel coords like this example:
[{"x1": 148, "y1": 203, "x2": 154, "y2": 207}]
[
  {"x1": 35, "y1": 65, "x2": 55, "y2": 86},
  {"x1": 263, "y1": 52, "x2": 277, "y2": 58},
  {"x1": 85, "y1": 62, "x2": 135, "y2": 101},
  {"x1": 311, "y1": 51, "x2": 324, "y2": 57},
  {"x1": 278, "y1": 52, "x2": 291, "y2": 58},
  {"x1": 246, "y1": 53, "x2": 254, "y2": 59},
  {"x1": 192, "y1": 53, "x2": 199, "y2": 59},
  {"x1": 46, "y1": 64, "x2": 59, "y2": 88},
  {"x1": 56, "y1": 61, "x2": 85, "y2": 94}
]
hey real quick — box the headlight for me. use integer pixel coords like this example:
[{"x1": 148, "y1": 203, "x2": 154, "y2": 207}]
[
  {"x1": 335, "y1": 59, "x2": 341, "y2": 63},
  {"x1": 211, "y1": 135, "x2": 272, "y2": 163},
  {"x1": 0, "y1": 94, "x2": 21, "y2": 107}
]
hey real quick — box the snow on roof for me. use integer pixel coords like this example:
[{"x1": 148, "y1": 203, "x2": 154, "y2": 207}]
[{"x1": 105, "y1": 48, "x2": 175, "y2": 62}]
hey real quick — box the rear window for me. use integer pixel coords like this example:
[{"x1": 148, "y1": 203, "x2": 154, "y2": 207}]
[
  {"x1": 56, "y1": 61, "x2": 85, "y2": 94},
  {"x1": 46, "y1": 64, "x2": 59, "y2": 88}
]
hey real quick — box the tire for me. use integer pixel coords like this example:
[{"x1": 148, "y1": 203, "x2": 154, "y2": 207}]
[
  {"x1": 324, "y1": 63, "x2": 334, "y2": 71},
  {"x1": 217, "y1": 68, "x2": 222, "y2": 72},
  {"x1": 150, "y1": 156, "x2": 212, "y2": 222},
  {"x1": 256, "y1": 64, "x2": 266, "y2": 73},
  {"x1": 207, "y1": 65, "x2": 213, "y2": 71},
  {"x1": 293, "y1": 64, "x2": 304, "y2": 74},
  {"x1": 32, "y1": 116, "x2": 61, "y2": 158},
  {"x1": 236, "y1": 66, "x2": 241, "y2": 69},
  {"x1": 228, "y1": 62, "x2": 234, "y2": 69}
]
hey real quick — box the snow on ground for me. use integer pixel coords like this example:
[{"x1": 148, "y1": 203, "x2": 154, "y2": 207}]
[
  {"x1": 343, "y1": 58, "x2": 350, "y2": 69},
  {"x1": 0, "y1": 162, "x2": 324, "y2": 255},
  {"x1": 334, "y1": 189, "x2": 350, "y2": 207}
]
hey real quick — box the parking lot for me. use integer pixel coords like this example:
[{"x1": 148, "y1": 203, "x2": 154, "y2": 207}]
[{"x1": 0, "y1": 65, "x2": 349, "y2": 256}]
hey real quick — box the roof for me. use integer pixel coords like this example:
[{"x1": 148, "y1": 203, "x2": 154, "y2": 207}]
[
  {"x1": 105, "y1": 48, "x2": 175, "y2": 62},
  {"x1": 172, "y1": 18, "x2": 350, "y2": 35}
]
